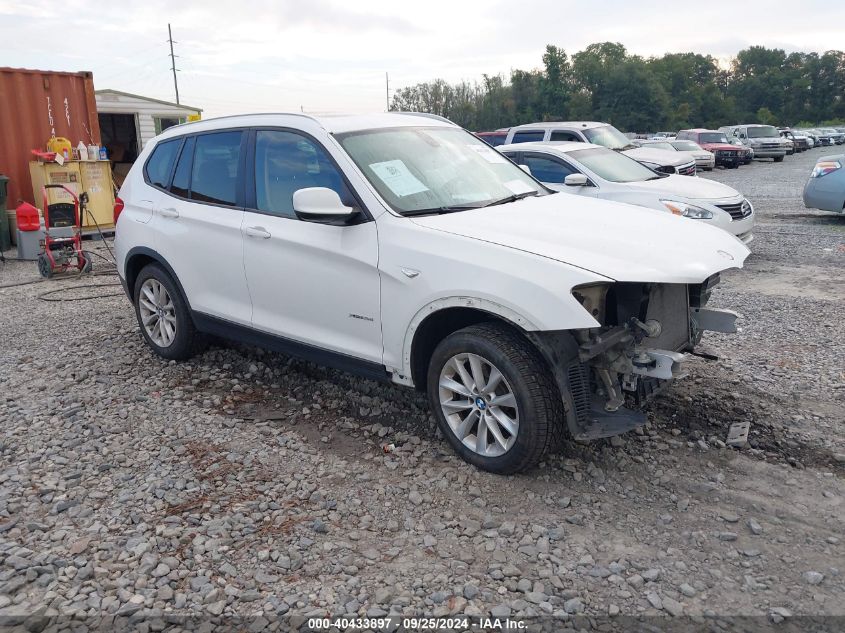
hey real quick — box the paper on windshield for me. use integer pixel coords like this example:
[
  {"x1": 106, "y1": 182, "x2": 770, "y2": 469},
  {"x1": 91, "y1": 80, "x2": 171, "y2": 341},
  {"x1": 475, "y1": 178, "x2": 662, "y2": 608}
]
[
  {"x1": 503, "y1": 179, "x2": 535, "y2": 195},
  {"x1": 467, "y1": 144, "x2": 507, "y2": 164},
  {"x1": 369, "y1": 160, "x2": 429, "y2": 197}
]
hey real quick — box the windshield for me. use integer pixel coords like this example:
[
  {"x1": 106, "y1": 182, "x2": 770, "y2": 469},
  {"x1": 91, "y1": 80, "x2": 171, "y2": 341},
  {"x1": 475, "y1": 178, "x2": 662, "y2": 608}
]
[
  {"x1": 671, "y1": 140, "x2": 702, "y2": 151},
  {"x1": 568, "y1": 147, "x2": 659, "y2": 183},
  {"x1": 699, "y1": 133, "x2": 728, "y2": 143},
  {"x1": 644, "y1": 141, "x2": 675, "y2": 151},
  {"x1": 336, "y1": 126, "x2": 545, "y2": 215},
  {"x1": 747, "y1": 126, "x2": 779, "y2": 138},
  {"x1": 582, "y1": 125, "x2": 635, "y2": 150}
]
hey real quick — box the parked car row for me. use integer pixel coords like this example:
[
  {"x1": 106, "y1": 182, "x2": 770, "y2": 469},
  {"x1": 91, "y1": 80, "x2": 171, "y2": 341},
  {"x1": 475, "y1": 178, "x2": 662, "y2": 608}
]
[{"x1": 114, "y1": 112, "x2": 751, "y2": 474}]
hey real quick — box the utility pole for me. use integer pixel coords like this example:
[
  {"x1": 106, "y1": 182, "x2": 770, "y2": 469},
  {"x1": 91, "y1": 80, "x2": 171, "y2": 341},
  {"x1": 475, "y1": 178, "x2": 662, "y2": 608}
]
[
  {"x1": 168, "y1": 23, "x2": 180, "y2": 105},
  {"x1": 385, "y1": 72, "x2": 389, "y2": 112}
]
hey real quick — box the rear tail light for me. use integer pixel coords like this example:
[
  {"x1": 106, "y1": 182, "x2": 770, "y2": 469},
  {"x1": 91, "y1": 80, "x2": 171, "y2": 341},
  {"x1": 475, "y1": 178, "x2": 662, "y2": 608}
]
[
  {"x1": 114, "y1": 196, "x2": 125, "y2": 225},
  {"x1": 811, "y1": 161, "x2": 841, "y2": 178}
]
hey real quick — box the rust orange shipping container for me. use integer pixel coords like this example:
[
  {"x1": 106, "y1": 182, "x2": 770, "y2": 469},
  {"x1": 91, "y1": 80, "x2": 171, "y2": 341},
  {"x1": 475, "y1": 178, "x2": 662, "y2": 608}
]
[{"x1": 0, "y1": 67, "x2": 101, "y2": 209}]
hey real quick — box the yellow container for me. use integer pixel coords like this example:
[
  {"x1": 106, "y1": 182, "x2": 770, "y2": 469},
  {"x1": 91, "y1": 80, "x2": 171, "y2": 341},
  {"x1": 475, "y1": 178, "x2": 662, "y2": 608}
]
[{"x1": 46, "y1": 136, "x2": 73, "y2": 158}]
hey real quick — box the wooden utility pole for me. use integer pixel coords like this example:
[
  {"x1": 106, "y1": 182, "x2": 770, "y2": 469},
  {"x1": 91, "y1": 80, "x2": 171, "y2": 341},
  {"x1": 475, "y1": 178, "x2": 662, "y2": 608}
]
[
  {"x1": 168, "y1": 23, "x2": 180, "y2": 105},
  {"x1": 385, "y1": 72, "x2": 389, "y2": 111}
]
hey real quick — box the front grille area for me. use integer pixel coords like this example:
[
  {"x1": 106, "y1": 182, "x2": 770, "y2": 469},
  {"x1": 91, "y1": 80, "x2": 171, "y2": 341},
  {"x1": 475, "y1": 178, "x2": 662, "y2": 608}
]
[
  {"x1": 716, "y1": 150, "x2": 737, "y2": 157},
  {"x1": 760, "y1": 142, "x2": 780, "y2": 149},
  {"x1": 677, "y1": 163, "x2": 697, "y2": 176},
  {"x1": 716, "y1": 199, "x2": 753, "y2": 220}
]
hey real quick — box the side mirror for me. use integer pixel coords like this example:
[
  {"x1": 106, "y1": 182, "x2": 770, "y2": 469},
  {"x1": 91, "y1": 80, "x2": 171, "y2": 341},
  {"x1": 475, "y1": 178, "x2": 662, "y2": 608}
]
[
  {"x1": 564, "y1": 173, "x2": 589, "y2": 187},
  {"x1": 518, "y1": 164, "x2": 532, "y2": 175},
  {"x1": 292, "y1": 187, "x2": 356, "y2": 224}
]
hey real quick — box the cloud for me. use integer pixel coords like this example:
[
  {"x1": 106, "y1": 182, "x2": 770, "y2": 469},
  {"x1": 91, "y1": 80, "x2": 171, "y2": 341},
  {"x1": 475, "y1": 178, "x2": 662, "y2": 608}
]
[{"x1": 1, "y1": 0, "x2": 843, "y2": 118}]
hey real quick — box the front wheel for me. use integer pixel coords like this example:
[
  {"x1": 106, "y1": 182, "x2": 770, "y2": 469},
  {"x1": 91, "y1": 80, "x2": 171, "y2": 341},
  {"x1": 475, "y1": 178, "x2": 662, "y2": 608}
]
[
  {"x1": 427, "y1": 323, "x2": 562, "y2": 474},
  {"x1": 774, "y1": 155, "x2": 785, "y2": 163},
  {"x1": 134, "y1": 263, "x2": 202, "y2": 360}
]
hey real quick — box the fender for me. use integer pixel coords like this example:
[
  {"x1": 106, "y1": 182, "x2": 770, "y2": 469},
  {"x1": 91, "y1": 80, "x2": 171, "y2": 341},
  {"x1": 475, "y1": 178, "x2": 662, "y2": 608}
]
[
  {"x1": 123, "y1": 246, "x2": 193, "y2": 311},
  {"x1": 391, "y1": 296, "x2": 540, "y2": 386}
]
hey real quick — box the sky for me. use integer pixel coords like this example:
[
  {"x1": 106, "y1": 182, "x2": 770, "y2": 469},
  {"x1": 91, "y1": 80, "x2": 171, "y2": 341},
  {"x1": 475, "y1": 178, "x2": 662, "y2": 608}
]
[{"x1": 1, "y1": 0, "x2": 844, "y2": 119}]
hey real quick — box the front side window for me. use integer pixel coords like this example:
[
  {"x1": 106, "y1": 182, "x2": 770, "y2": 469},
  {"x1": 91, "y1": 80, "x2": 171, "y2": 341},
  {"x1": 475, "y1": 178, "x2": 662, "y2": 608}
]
[
  {"x1": 523, "y1": 155, "x2": 576, "y2": 183},
  {"x1": 145, "y1": 139, "x2": 180, "y2": 189},
  {"x1": 254, "y1": 130, "x2": 354, "y2": 218},
  {"x1": 337, "y1": 126, "x2": 545, "y2": 215},
  {"x1": 568, "y1": 147, "x2": 659, "y2": 183},
  {"x1": 511, "y1": 130, "x2": 545, "y2": 143},
  {"x1": 190, "y1": 131, "x2": 242, "y2": 206}
]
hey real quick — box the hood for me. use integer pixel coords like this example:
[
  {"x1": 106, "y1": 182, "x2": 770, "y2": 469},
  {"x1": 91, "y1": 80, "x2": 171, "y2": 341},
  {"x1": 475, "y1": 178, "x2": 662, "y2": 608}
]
[
  {"x1": 627, "y1": 174, "x2": 742, "y2": 202},
  {"x1": 623, "y1": 147, "x2": 690, "y2": 167},
  {"x1": 700, "y1": 142, "x2": 739, "y2": 151},
  {"x1": 410, "y1": 194, "x2": 749, "y2": 284}
]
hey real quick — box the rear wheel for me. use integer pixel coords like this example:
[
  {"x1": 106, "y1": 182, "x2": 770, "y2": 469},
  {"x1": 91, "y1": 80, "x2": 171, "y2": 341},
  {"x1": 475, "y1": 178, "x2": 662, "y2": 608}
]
[
  {"x1": 134, "y1": 263, "x2": 202, "y2": 360},
  {"x1": 774, "y1": 156, "x2": 785, "y2": 163},
  {"x1": 37, "y1": 253, "x2": 53, "y2": 278},
  {"x1": 427, "y1": 322, "x2": 561, "y2": 474}
]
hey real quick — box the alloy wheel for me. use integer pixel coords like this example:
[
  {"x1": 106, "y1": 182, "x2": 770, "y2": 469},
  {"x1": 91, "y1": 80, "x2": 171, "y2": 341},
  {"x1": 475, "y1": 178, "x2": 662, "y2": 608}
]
[
  {"x1": 138, "y1": 278, "x2": 177, "y2": 347},
  {"x1": 438, "y1": 353, "x2": 519, "y2": 457}
]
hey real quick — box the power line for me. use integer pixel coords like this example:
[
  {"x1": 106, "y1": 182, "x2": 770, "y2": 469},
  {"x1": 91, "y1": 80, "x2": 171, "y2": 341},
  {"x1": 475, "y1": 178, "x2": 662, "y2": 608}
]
[{"x1": 168, "y1": 23, "x2": 180, "y2": 105}]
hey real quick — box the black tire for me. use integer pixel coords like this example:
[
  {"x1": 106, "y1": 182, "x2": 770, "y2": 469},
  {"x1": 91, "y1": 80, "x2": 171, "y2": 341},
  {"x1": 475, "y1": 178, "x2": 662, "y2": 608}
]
[
  {"x1": 37, "y1": 253, "x2": 53, "y2": 278},
  {"x1": 133, "y1": 263, "x2": 203, "y2": 361},
  {"x1": 426, "y1": 322, "x2": 562, "y2": 474},
  {"x1": 774, "y1": 156, "x2": 785, "y2": 163}
]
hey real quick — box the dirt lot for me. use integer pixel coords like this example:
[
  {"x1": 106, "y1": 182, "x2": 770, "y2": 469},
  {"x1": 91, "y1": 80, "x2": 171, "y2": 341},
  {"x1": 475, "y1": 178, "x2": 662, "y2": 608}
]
[{"x1": 0, "y1": 147, "x2": 843, "y2": 630}]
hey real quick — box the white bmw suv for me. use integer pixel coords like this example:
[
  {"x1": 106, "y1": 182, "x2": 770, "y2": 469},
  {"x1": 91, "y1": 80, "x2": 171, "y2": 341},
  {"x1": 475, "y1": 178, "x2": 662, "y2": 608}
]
[{"x1": 114, "y1": 112, "x2": 749, "y2": 474}]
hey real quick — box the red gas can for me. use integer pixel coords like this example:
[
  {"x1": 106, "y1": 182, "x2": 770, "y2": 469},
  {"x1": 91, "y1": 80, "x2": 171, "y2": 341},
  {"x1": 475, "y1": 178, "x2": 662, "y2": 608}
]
[{"x1": 15, "y1": 202, "x2": 41, "y2": 231}]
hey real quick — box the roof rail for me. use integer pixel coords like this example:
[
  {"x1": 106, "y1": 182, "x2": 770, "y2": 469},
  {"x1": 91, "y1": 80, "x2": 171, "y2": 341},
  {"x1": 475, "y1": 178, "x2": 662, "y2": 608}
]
[
  {"x1": 169, "y1": 111, "x2": 322, "y2": 131},
  {"x1": 393, "y1": 111, "x2": 456, "y2": 125}
]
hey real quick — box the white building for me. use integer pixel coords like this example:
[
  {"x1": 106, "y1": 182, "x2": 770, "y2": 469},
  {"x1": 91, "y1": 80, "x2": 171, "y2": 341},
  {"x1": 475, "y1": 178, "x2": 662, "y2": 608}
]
[{"x1": 95, "y1": 89, "x2": 202, "y2": 165}]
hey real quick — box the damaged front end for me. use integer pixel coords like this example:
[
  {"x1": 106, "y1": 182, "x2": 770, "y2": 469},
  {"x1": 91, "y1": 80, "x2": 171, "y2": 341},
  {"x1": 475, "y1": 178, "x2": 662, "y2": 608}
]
[{"x1": 528, "y1": 275, "x2": 738, "y2": 441}]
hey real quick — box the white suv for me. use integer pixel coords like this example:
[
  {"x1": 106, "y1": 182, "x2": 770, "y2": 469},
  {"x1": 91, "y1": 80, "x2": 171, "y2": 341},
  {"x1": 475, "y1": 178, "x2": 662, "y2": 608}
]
[{"x1": 114, "y1": 113, "x2": 749, "y2": 474}]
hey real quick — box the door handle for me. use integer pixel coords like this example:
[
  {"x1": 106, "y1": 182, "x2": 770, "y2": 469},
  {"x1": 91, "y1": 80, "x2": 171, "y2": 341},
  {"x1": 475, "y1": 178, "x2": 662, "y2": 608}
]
[
  {"x1": 245, "y1": 226, "x2": 271, "y2": 239},
  {"x1": 159, "y1": 207, "x2": 180, "y2": 218}
]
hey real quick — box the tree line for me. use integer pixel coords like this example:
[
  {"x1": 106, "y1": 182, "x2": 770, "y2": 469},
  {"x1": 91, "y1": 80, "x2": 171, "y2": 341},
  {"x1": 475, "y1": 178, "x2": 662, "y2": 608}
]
[{"x1": 389, "y1": 43, "x2": 845, "y2": 132}]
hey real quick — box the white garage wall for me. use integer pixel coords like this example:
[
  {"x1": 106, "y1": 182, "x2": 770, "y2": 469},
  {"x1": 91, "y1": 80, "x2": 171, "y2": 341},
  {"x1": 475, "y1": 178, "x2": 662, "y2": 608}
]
[{"x1": 95, "y1": 90, "x2": 201, "y2": 148}]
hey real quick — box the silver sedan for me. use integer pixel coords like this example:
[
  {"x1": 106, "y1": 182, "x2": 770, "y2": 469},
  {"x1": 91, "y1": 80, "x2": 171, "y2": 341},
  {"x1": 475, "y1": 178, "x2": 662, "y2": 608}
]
[{"x1": 803, "y1": 155, "x2": 845, "y2": 213}]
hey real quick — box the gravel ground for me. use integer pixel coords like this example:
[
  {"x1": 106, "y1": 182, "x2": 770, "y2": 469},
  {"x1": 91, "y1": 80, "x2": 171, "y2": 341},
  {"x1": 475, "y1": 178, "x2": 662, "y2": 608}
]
[{"x1": 0, "y1": 148, "x2": 843, "y2": 631}]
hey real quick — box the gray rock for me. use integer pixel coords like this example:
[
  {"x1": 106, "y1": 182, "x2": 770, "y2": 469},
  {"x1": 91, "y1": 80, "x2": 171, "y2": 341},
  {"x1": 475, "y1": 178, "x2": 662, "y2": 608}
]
[
  {"x1": 463, "y1": 583, "x2": 479, "y2": 600},
  {"x1": 803, "y1": 571, "x2": 824, "y2": 585},
  {"x1": 563, "y1": 597, "x2": 584, "y2": 614},
  {"x1": 747, "y1": 518, "x2": 763, "y2": 535},
  {"x1": 663, "y1": 596, "x2": 684, "y2": 616},
  {"x1": 679, "y1": 583, "x2": 696, "y2": 597}
]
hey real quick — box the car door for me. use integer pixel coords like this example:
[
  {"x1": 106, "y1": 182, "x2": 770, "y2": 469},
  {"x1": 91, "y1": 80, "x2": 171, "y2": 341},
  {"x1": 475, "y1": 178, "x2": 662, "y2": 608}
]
[
  {"x1": 241, "y1": 128, "x2": 382, "y2": 364},
  {"x1": 148, "y1": 130, "x2": 252, "y2": 325}
]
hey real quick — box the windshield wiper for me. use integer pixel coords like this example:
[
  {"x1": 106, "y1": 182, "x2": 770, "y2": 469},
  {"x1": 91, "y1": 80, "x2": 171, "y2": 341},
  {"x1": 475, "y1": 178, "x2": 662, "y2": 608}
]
[
  {"x1": 403, "y1": 204, "x2": 487, "y2": 217},
  {"x1": 483, "y1": 191, "x2": 540, "y2": 207}
]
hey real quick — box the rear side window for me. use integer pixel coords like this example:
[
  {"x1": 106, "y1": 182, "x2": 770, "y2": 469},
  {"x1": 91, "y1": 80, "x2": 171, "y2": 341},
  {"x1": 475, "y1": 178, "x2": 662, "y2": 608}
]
[
  {"x1": 144, "y1": 139, "x2": 180, "y2": 189},
  {"x1": 253, "y1": 130, "x2": 355, "y2": 219},
  {"x1": 550, "y1": 131, "x2": 581, "y2": 142},
  {"x1": 170, "y1": 137, "x2": 195, "y2": 198},
  {"x1": 511, "y1": 130, "x2": 545, "y2": 143},
  {"x1": 190, "y1": 131, "x2": 243, "y2": 206}
]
